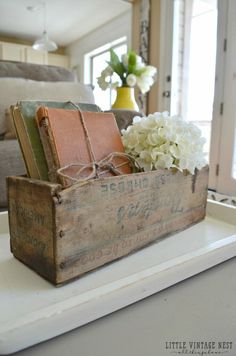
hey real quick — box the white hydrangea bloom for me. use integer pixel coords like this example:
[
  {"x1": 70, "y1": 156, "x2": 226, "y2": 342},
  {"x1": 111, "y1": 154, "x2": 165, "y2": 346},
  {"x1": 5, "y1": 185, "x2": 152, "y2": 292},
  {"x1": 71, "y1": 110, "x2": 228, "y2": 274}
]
[{"x1": 122, "y1": 112, "x2": 207, "y2": 175}]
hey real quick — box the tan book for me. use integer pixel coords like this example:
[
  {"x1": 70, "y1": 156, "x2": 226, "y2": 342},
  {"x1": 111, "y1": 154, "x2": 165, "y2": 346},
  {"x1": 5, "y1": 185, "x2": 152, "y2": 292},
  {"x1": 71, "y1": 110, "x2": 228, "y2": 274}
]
[{"x1": 36, "y1": 107, "x2": 131, "y2": 186}]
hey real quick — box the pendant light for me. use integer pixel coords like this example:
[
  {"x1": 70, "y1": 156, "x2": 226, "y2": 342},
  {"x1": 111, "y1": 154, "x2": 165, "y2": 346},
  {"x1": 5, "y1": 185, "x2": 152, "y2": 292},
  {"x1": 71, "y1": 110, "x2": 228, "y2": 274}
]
[{"x1": 32, "y1": 2, "x2": 58, "y2": 52}]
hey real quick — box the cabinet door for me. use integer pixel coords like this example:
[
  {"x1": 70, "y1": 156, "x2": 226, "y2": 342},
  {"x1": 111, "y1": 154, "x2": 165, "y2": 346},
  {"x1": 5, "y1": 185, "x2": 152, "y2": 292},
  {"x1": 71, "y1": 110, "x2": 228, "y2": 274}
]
[
  {"x1": 48, "y1": 53, "x2": 69, "y2": 69},
  {"x1": 0, "y1": 42, "x2": 25, "y2": 61},
  {"x1": 25, "y1": 47, "x2": 48, "y2": 65}
]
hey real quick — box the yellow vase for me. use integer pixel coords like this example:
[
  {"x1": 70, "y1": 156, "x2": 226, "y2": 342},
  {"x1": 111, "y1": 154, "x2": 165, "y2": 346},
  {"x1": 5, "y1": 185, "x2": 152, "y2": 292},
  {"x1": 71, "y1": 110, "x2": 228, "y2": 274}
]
[{"x1": 112, "y1": 87, "x2": 139, "y2": 111}]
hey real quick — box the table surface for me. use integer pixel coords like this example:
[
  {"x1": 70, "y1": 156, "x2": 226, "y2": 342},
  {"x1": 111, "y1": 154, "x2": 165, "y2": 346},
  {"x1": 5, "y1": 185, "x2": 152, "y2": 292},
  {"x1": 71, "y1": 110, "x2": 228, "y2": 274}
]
[
  {"x1": 9, "y1": 257, "x2": 236, "y2": 356},
  {"x1": 1, "y1": 200, "x2": 236, "y2": 355}
]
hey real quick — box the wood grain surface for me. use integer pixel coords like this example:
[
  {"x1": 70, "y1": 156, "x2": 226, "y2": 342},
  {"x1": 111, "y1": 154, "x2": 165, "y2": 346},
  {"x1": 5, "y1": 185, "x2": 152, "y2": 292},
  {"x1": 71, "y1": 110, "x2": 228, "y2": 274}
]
[{"x1": 8, "y1": 166, "x2": 209, "y2": 284}]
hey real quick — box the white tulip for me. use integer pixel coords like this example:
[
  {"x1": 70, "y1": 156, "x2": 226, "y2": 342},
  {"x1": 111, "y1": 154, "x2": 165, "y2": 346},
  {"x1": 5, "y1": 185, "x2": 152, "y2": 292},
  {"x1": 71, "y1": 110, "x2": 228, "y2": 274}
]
[
  {"x1": 98, "y1": 50, "x2": 157, "y2": 93},
  {"x1": 121, "y1": 54, "x2": 129, "y2": 68},
  {"x1": 136, "y1": 75, "x2": 151, "y2": 94},
  {"x1": 135, "y1": 55, "x2": 145, "y2": 69},
  {"x1": 97, "y1": 76, "x2": 110, "y2": 90},
  {"x1": 126, "y1": 74, "x2": 137, "y2": 87},
  {"x1": 144, "y1": 65, "x2": 157, "y2": 77},
  {"x1": 97, "y1": 66, "x2": 114, "y2": 90},
  {"x1": 102, "y1": 66, "x2": 113, "y2": 76}
]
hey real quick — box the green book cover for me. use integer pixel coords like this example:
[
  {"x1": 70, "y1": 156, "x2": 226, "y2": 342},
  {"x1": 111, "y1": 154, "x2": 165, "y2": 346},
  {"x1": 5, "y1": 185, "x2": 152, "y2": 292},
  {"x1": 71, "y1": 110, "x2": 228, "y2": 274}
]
[{"x1": 14, "y1": 100, "x2": 101, "y2": 181}]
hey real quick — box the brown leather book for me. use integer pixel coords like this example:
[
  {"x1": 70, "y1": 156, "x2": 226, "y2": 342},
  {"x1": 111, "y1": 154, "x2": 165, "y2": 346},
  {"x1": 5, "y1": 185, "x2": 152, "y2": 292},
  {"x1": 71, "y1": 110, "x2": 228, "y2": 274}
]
[{"x1": 36, "y1": 107, "x2": 131, "y2": 186}]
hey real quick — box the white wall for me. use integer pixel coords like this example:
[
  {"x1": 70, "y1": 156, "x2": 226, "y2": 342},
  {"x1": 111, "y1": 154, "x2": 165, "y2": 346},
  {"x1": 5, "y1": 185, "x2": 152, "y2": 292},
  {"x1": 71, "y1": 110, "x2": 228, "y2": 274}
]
[{"x1": 66, "y1": 10, "x2": 132, "y2": 82}]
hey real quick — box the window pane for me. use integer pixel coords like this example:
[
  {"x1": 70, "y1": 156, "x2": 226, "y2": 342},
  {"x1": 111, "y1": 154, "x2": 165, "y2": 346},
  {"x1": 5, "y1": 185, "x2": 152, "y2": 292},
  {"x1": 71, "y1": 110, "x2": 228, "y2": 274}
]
[
  {"x1": 171, "y1": 0, "x2": 218, "y2": 159},
  {"x1": 187, "y1": 0, "x2": 217, "y2": 157},
  {"x1": 232, "y1": 139, "x2": 236, "y2": 178},
  {"x1": 92, "y1": 51, "x2": 111, "y2": 110}
]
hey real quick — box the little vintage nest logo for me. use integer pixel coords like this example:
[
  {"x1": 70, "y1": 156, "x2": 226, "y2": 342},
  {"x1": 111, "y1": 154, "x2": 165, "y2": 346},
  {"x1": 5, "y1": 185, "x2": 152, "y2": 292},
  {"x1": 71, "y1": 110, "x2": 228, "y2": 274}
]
[{"x1": 165, "y1": 341, "x2": 233, "y2": 355}]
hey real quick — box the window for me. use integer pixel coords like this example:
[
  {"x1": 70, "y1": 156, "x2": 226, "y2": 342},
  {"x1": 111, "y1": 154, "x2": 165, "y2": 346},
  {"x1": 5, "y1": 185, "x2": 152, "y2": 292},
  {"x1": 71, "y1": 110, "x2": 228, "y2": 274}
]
[
  {"x1": 170, "y1": 0, "x2": 236, "y2": 196},
  {"x1": 85, "y1": 37, "x2": 127, "y2": 111},
  {"x1": 171, "y1": 0, "x2": 218, "y2": 159},
  {"x1": 209, "y1": 0, "x2": 236, "y2": 195}
]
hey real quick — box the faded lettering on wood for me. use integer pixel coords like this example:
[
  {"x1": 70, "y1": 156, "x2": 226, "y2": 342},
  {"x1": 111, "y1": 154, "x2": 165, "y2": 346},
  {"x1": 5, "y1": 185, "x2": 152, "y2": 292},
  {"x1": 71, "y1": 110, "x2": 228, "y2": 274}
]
[
  {"x1": 55, "y1": 167, "x2": 208, "y2": 283},
  {"x1": 8, "y1": 177, "x2": 61, "y2": 281},
  {"x1": 8, "y1": 167, "x2": 208, "y2": 285}
]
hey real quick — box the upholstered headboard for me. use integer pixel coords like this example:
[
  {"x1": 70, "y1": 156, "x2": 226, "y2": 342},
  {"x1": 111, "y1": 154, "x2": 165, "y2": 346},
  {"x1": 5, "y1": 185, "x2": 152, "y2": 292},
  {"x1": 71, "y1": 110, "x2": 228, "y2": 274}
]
[
  {"x1": 0, "y1": 59, "x2": 95, "y2": 208},
  {"x1": 0, "y1": 60, "x2": 76, "y2": 82}
]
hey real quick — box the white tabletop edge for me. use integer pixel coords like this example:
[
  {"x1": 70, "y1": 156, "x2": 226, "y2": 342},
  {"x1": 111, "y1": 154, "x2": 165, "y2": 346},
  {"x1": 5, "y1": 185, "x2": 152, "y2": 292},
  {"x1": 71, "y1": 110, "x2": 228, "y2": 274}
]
[
  {"x1": 1, "y1": 235, "x2": 236, "y2": 354},
  {"x1": 1, "y1": 231, "x2": 236, "y2": 335}
]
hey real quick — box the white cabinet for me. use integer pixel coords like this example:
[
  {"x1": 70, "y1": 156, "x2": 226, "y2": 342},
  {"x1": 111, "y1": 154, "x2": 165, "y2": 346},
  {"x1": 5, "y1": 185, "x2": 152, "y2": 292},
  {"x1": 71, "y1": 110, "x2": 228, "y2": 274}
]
[
  {"x1": 0, "y1": 41, "x2": 69, "y2": 69},
  {"x1": 48, "y1": 53, "x2": 69, "y2": 69},
  {"x1": 0, "y1": 42, "x2": 25, "y2": 62},
  {"x1": 24, "y1": 47, "x2": 48, "y2": 65}
]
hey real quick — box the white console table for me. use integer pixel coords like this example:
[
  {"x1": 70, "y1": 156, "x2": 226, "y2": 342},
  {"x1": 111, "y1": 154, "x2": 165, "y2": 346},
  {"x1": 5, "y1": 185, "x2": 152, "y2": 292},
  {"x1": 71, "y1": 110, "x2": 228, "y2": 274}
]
[{"x1": 0, "y1": 201, "x2": 236, "y2": 355}]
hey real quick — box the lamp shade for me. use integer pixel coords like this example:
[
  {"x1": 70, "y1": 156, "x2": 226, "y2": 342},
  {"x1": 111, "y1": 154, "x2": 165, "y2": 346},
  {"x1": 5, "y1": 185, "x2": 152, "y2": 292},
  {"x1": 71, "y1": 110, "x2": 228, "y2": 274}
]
[{"x1": 32, "y1": 31, "x2": 58, "y2": 52}]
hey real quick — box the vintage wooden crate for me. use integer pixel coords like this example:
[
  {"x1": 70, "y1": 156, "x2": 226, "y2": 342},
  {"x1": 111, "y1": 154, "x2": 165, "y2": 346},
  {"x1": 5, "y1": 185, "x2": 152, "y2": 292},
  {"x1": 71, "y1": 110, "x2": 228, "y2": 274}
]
[{"x1": 7, "y1": 166, "x2": 208, "y2": 285}]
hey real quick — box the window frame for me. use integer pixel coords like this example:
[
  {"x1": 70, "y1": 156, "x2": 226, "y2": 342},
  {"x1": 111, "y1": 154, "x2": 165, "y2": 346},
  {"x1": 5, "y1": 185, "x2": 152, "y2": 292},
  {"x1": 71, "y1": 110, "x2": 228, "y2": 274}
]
[
  {"x1": 163, "y1": 0, "x2": 236, "y2": 196},
  {"x1": 209, "y1": 0, "x2": 236, "y2": 195}
]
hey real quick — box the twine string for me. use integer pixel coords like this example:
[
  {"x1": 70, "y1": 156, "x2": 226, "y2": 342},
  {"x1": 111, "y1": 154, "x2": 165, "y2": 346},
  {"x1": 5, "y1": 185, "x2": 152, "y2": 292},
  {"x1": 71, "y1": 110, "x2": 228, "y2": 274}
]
[
  {"x1": 57, "y1": 152, "x2": 142, "y2": 185},
  {"x1": 67, "y1": 101, "x2": 80, "y2": 109},
  {"x1": 57, "y1": 104, "x2": 141, "y2": 185},
  {"x1": 78, "y1": 110, "x2": 99, "y2": 178}
]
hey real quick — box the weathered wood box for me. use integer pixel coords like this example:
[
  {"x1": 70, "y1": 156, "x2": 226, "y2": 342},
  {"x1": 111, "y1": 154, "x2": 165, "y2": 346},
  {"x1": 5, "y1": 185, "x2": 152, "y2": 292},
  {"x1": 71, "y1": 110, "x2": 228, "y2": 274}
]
[{"x1": 7, "y1": 166, "x2": 208, "y2": 285}]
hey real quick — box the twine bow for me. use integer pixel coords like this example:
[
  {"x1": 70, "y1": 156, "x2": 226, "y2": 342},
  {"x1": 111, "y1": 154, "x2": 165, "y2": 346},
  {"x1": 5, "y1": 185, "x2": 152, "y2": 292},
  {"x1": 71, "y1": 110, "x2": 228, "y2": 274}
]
[
  {"x1": 56, "y1": 103, "x2": 141, "y2": 186},
  {"x1": 57, "y1": 152, "x2": 141, "y2": 185}
]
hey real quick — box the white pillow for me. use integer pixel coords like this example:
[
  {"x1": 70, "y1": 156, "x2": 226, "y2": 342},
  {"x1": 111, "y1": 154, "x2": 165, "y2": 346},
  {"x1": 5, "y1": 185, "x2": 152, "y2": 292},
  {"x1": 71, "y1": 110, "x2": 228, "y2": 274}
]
[{"x1": 0, "y1": 78, "x2": 95, "y2": 134}]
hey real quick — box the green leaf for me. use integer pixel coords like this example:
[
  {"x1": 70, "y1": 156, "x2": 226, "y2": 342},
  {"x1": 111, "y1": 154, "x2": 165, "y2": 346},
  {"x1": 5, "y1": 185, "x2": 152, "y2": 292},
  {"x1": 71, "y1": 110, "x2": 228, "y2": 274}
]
[
  {"x1": 127, "y1": 51, "x2": 137, "y2": 73},
  {"x1": 110, "y1": 48, "x2": 120, "y2": 67},
  {"x1": 133, "y1": 67, "x2": 146, "y2": 77},
  {"x1": 107, "y1": 48, "x2": 126, "y2": 82}
]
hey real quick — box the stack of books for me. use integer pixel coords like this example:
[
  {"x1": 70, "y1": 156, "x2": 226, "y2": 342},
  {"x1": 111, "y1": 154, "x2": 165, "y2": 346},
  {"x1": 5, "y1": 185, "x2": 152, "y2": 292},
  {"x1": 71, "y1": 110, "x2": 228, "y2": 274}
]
[{"x1": 11, "y1": 101, "x2": 131, "y2": 187}]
